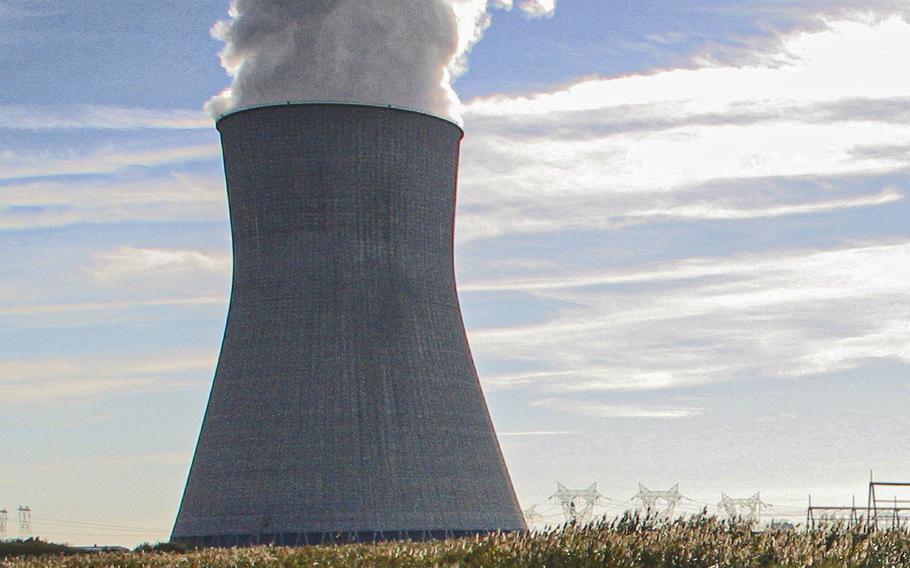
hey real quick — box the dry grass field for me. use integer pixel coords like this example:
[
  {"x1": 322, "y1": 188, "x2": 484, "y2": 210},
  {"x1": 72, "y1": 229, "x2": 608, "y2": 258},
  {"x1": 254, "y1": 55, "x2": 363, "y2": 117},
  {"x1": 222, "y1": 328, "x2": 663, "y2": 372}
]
[{"x1": 4, "y1": 514, "x2": 910, "y2": 567}]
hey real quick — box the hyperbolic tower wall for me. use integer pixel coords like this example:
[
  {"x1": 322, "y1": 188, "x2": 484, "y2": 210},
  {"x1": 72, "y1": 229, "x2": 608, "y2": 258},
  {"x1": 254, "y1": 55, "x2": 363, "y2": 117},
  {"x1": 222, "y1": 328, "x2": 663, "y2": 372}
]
[{"x1": 171, "y1": 103, "x2": 525, "y2": 546}]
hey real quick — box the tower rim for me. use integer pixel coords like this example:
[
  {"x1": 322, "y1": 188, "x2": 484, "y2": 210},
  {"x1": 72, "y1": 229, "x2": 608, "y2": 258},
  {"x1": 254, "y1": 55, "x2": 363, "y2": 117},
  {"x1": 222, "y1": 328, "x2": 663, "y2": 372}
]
[{"x1": 214, "y1": 100, "x2": 464, "y2": 134}]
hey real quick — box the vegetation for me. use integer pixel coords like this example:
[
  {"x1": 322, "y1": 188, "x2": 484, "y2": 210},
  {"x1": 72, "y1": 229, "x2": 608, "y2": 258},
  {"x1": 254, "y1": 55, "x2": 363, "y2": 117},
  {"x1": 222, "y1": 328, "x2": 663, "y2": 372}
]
[
  {"x1": 132, "y1": 542, "x2": 189, "y2": 554},
  {"x1": 5, "y1": 513, "x2": 910, "y2": 567},
  {"x1": 0, "y1": 539, "x2": 77, "y2": 558}
]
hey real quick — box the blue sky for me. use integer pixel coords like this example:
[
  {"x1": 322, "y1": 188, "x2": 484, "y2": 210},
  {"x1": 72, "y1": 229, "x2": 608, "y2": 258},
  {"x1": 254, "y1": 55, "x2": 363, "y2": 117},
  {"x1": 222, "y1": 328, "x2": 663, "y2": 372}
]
[{"x1": 1, "y1": 0, "x2": 909, "y2": 545}]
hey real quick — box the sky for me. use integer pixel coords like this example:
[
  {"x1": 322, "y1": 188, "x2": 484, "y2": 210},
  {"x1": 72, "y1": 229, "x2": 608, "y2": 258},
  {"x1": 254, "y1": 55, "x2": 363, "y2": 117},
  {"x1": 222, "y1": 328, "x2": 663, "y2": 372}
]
[{"x1": 1, "y1": 0, "x2": 909, "y2": 546}]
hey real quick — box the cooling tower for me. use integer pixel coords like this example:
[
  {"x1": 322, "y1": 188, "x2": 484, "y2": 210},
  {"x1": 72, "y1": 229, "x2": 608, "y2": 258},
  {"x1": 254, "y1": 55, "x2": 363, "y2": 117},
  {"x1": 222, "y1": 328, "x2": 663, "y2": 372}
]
[{"x1": 171, "y1": 103, "x2": 525, "y2": 546}]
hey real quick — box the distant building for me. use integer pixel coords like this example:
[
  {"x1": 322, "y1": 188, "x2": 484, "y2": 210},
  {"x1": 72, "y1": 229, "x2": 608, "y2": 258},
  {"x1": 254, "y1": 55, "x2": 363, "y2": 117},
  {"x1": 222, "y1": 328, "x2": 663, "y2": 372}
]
[
  {"x1": 75, "y1": 546, "x2": 130, "y2": 554},
  {"x1": 768, "y1": 519, "x2": 796, "y2": 531}
]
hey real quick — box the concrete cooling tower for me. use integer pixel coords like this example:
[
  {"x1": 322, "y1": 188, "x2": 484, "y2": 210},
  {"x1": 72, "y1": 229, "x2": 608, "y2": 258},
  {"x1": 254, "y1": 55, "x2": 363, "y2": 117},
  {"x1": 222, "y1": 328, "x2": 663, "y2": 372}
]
[{"x1": 171, "y1": 103, "x2": 526, "y2": 546}]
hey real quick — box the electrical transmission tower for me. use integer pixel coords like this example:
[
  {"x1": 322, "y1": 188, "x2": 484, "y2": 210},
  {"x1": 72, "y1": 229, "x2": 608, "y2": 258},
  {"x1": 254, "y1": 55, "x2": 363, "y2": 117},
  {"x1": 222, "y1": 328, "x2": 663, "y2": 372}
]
[
  {"x1": 17, "y1": 506, "x2": 31, "y2": 540},
  {"x1": 718, "y1": 493, "x2": 771, "y2": 526},
  {"x1": 867, "y1": 472, "x2": 910, "y2": 530},
  {"x1": 633, "y1": 484, "x2": 683, "y2": 518},
  {"x1": 551, "y1": 483, "x2": 604, "y2": 524},
  {"x1": 522, "y1": 505, "x2": 544, "y2": 529},
  {"x1": 0, "y1": 508, "x2": 7, "y2": 539}
]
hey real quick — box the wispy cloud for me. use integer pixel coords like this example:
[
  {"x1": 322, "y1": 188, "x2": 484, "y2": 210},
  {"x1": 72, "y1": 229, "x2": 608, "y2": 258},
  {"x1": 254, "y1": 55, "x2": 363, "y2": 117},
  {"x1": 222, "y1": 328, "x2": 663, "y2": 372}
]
[
  {"x1": 464, "y1": 240, "x2": 909, "y2": 293},
  {"x1": 456, "y1": 17, "x2": 910, "y2": 242},
  {"x1": 467, "y1": 17, "x2": 910, "y2": 119},
  {"x1": 532, "y1": 398, "x2": 704, "y2": 419},
  {"x1": 482, "y1": 367, "x2": 720, "y2": 392},
  {"x1": 0, "y1": 172, "x2": 225, "y2": 230},
  {"x1": 0, "y1": 295, "x2": 225, "y2": 317},
  {"x1": 0, "y1": 243, "x2": 231, "y2": 330},
  {"x1": 468, "y1": 241, "x2": 910, "y2": 392},
  {"x1": 0, "y1": 144, "x2": 220, "y2": 181},
  {"x1": 0, "y1": 354, "x2": 213, "y2": 405},
  {"x1": 0, "y1": 1, "x2": 65, "y2": 19},
  {"x1": 624, "y1": 186, "x2": 903, "y2": 221},
  {"x1": 23, "y1": 451, "x2": 193, "y2": 474},
  {"x1": 87, "y1": 246, "x2": 230, "y2": 281},
  {"x1": 708, "y1": 1, "x2": 910, "y2": 26},
  {"x1": 497, "y1": 430, "x2": 579, "y2": 437},
  {"x1": 457, "y1": 183, "x2": 905, "y2": 243},
  {"x1": 502, "y1": 0, "x2": 558, "y2": 19},
  {"x1": 0, "y1": 105, "x2": 211, "y2": 130}
]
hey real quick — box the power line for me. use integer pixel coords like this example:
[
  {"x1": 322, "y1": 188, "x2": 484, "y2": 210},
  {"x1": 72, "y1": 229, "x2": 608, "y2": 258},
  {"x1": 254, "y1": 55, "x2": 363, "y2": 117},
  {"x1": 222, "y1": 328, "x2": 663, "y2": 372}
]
[
  {"x1": 31, "y1": 531, "x2": 167, "y2": 538},
  {"x1": 12, "y1": 476, "x2": 904, "y2": 543},
  {"x1": 31, "y1": 516, "x2": 169, "y2": 533}
]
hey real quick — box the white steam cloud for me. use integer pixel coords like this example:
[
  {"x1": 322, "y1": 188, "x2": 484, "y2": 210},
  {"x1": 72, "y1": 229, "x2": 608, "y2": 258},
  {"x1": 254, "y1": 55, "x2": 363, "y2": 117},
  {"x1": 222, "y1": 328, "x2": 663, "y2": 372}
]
[
  {"x1": 205, "y1": 0, "x2": 558, "y2": 123},
  {"x1": 494, "y1": 0, "x2": 557, "y2": 18}
]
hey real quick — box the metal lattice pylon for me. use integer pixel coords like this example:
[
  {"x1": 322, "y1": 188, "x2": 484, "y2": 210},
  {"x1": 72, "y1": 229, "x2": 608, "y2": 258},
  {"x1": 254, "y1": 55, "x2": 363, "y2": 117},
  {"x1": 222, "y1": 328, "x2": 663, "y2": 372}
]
[
  {"x1": 17, "y1": 506, "x2": 30, "y2": 540},
  {"x1": 0, "y1": 508, "x2": 7, "y2": 538},
  {"x1": 550, "y1": 483, "x2": 603, "y2": 524},
  {"x1": 522, "y1": 505, "x2": 544, "y2": 529},
  {"x1": 633, "y1": 484, "x2": 683, "y2": 518},
  {"x1": 718, "y1": 493, "x2": 770, "y2": 525}
]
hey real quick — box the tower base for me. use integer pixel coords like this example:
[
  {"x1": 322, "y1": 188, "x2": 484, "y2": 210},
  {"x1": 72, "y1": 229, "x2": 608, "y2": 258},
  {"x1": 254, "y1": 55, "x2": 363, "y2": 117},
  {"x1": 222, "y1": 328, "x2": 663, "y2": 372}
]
[{"x1": 172, "y1": 528, "x2": 519, "y2": 548}]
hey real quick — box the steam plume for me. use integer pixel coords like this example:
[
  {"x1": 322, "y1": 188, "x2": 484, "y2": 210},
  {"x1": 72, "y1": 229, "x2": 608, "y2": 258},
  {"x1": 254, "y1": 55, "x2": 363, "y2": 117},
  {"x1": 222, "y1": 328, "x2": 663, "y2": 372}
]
[{"x1": 205, "y1": 0, "x2": 558, "y2": 123}]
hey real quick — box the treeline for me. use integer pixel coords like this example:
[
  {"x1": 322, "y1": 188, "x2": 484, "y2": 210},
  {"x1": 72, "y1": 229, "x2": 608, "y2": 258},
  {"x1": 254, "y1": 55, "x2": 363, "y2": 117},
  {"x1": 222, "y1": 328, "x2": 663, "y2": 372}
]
[{"x1": 0, "y1": 539, "x2": 75, "y2": 558}]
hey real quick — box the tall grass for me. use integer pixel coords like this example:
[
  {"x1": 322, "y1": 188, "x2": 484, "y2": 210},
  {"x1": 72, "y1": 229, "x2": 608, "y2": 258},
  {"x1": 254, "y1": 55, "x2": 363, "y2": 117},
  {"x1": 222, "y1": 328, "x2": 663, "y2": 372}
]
[{"x1": 5, "y1": 513, "x2": 910, "y2": 567}]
